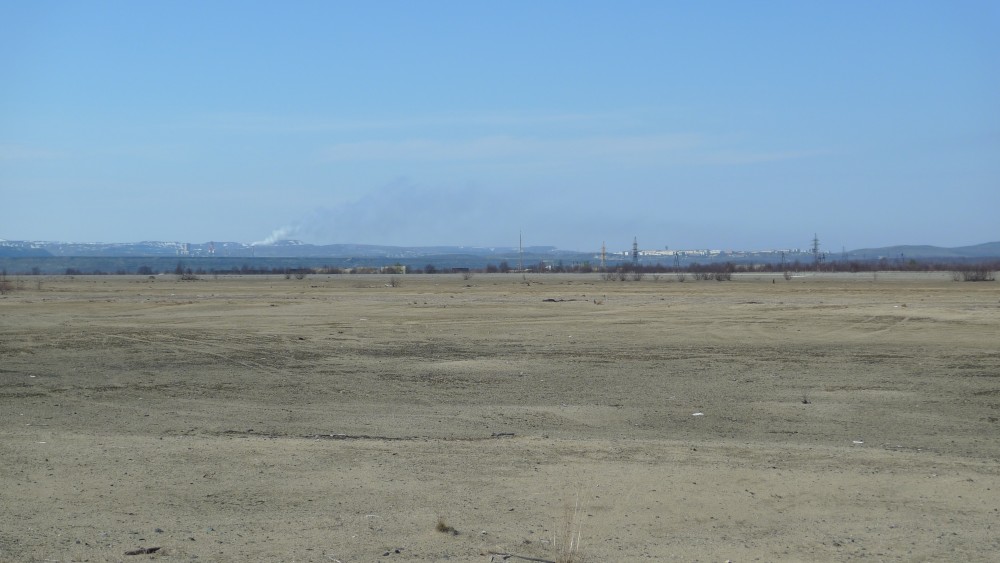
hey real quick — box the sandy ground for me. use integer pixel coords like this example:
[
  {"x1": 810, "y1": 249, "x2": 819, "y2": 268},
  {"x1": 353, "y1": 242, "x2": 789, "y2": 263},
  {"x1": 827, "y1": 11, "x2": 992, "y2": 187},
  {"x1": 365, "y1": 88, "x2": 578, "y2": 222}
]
[{"x1": 1, "y1": 272, "x2": 998, "y2": 562}]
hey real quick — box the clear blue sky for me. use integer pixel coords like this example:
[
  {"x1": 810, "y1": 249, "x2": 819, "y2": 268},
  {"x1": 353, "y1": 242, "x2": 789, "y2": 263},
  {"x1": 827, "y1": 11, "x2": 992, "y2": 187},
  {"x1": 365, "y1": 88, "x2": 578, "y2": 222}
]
[{"x1": 2, "y1": 1, "x2": 997, "y2": 252}]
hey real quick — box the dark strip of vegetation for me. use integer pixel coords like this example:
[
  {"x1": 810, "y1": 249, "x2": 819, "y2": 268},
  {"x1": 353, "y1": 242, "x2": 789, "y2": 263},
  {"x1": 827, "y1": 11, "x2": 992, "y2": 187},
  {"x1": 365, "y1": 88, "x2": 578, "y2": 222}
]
[{"x1": 1, "y1": 257, "x2": 998, "y2": 279}]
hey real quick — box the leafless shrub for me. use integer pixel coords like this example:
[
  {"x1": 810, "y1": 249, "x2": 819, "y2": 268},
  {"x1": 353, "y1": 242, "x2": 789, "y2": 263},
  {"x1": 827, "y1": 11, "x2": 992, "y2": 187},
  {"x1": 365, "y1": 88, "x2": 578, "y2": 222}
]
[
  {"x1": 953, "y1": 268, "x2": 995, "y2": 282},
  {"x1": 783, "y1": 271, "x2": 792, "y2": 281},
  {"x1": 462, "y1": 270, "x2": 474, "y2": 281},
  {"x1": 675, "y1": 272, "x2": 686, "y2": 282},
  {"x1": 388, "y1": 276, "x2": 401, "y2": 287},
  {"x1": 178, "y1": 273, "x2": 199, "y2": 281},
  {"x1": 600, "y1": 268, "x2": 648, "y2": 282},
  {"x1": 0, "y1": 270, "x2": 12, "y2": 295}
]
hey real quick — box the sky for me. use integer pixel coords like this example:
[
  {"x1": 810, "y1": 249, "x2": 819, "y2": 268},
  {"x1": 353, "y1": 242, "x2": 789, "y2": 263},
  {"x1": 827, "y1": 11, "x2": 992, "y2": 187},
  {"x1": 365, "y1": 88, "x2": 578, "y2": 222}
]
[{"x1": 1, "y1": 1, "x2": 998, "y2": 252}]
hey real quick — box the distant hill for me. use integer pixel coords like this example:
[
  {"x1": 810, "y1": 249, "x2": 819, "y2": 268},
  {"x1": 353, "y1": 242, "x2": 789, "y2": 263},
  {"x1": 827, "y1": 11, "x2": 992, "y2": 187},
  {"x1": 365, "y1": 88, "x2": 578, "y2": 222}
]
[
  {"x1": 0, "y1": 239, "x2": 583, "y2": 274},
  {"x1": 1, "y1": 239, "x2": 998, "y2": 274},
  {"x1": 0, "y1": 239, "x2": 560, "y2": 259},
  {"x1": 0, "y1": 242, "x2": 52, "y2": 257},
  {"x1": 848, "y1": 242, "x2": 1000, "y2": 260}
]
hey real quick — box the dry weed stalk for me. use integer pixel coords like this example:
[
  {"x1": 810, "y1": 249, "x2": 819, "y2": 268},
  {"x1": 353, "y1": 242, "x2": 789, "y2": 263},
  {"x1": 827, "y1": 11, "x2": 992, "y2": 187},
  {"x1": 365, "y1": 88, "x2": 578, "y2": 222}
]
[{"x1": 554, "y1": 493, "x2": 584, "y2": 563}]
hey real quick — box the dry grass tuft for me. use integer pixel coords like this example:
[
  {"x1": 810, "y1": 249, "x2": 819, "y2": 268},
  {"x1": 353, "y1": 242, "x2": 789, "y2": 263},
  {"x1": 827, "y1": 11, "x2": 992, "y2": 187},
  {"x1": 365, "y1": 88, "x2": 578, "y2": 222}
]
[
  {"x1": 436, "y1": 517, "x2": 459, "y2": 535},
  {"x1": 554, "y1": 495, "x2": 584, "y2": 563}
]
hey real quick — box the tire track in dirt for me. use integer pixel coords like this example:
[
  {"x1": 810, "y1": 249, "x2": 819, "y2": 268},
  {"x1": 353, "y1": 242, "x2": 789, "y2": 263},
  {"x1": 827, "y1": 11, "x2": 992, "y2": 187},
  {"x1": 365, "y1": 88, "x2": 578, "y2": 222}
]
[
  {"x1": 219, "y1": 429, "x2": 521, "y2": 442},
  {"x1": 103, "y1": 333, "x2": 283, "y2": 374},
  {"x1": 800, "y1": 314, "x2": 911, "y2": 341}
]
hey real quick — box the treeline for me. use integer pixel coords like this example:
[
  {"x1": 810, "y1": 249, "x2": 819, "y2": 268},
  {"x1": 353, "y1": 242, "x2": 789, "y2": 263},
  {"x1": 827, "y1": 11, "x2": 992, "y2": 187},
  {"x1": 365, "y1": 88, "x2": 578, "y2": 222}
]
[
  {"x1": 2, "y1": 257, "x2": 999, "y2": 277},
  {"x1": 456, "y1": 258, "x2": 1000, "y2": 275},
  {"x1": 59, "y1": 264, "x2": 352, "y2": 276}
]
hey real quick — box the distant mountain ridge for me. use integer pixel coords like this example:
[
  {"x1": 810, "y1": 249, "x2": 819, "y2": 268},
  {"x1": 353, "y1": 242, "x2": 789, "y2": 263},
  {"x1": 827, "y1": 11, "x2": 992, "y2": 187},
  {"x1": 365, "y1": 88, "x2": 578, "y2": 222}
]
[
  {"x1": 1, "y1": 239, "x2": 998, "y2": 260},
  {"x1": 847, "y1": 242, "x2": 1000, "y2": 259},
  {"x1": 0, "y1": 239, "x2": 559, "y2": 259}
]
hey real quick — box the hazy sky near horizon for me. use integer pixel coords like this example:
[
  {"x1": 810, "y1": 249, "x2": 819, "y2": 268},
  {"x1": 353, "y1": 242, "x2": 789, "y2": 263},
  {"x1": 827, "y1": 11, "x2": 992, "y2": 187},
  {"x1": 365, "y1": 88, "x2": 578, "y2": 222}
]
[{"x1": 2, "y1": 1, "x2": 997, "y2": 252}]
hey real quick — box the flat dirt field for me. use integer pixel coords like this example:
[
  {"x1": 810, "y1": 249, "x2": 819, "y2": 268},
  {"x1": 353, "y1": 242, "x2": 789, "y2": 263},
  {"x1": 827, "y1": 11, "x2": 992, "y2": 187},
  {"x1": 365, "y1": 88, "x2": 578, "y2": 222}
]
[{"x1": 2, "y1": 272, "x2": 999, "y2": 562}]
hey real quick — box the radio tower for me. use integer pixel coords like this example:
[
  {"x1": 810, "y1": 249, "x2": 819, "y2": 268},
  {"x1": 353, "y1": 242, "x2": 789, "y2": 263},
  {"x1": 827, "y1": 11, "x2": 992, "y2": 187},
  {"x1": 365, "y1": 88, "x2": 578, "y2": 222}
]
[
  {"x1": 632, "y1": 237, "x2": 639, "y2": 268},
  {"x1": 600, "y1": 241, "x2": 606, "y2": 271}
]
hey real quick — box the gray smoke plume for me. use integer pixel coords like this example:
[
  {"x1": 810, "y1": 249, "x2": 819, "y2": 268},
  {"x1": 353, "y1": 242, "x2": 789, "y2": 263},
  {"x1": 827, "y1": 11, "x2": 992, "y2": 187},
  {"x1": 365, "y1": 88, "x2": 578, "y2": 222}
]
[
  {"x1": 251, "y1": 225, "x2": 300, "y2": 246},
  {"x1": 253, "y1": 179, "x2": 523, "y2": 247}
]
